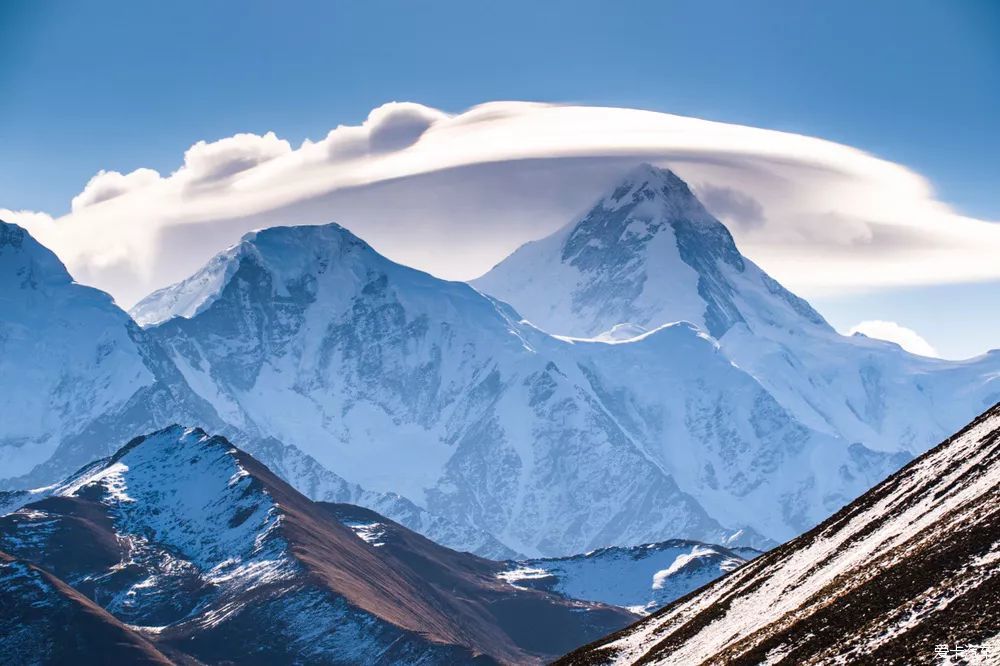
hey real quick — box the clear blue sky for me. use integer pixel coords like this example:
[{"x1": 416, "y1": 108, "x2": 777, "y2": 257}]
[{"x1": 2, "y1": 0, "x2": 998, "y2": 219}]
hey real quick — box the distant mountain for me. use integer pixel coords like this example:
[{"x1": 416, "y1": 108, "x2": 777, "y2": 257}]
[
  {"x1": 473, "y1": 163, "x2": 828, "y2": 341},
  {"x1": 0, "y1": 426, "x2": 634, "y2": 664},
  {"x1": 560, "y1": 402, "x2": 1000, "y2": 665},
  {"x1": 127, "y1": 222, "x2": 905, "y2": 555},
  {"x1": 0, "y1": 550, "x2": 175, "y2": 665},
  {"x1": 0, "y1": 220, "x2": 222, "y2": 486},
  {"x1": 474, "y1": 164, "x2": 1000, "y2": 455},
  {"x1": 498, "y1": 540, "x2": 757, "y2": 616},
  {"x1": 0, "y1": 220, "x2": 511, "y2": 559}
]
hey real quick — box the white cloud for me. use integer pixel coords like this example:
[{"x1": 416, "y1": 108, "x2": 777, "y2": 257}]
[
  {"x1": 71, "y1": 168, "x2": 162, "y2": 212},
  {"x1": 364, "y1": 101, "x2": 447, "y2": 152},
  {"x1": 312, "y1": 101, "x2": 448, "y2": 160},
  {"x1": 0, "y1": 208, "x2": 56, "y2": 229},
  {"x1": 180, "y1": 131, "x2": 291, "y2": 184},
  {"x1": 12, "y1": 101, "x2": 1000, "y2": 308},
  {"x1": 848, "y1": 320, "x2": 940, "y2": 357}
]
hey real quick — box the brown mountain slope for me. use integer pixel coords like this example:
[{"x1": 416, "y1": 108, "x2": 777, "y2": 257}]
[
  {"x1": 324, "y1": 502, "x2": 638, "y2": 656},
  {"x1": 0, "y1": 550, "x2": 177, "y2": 666},
  {"x1": 0, "y1": 426, "x2": 634, "y2": 664}
]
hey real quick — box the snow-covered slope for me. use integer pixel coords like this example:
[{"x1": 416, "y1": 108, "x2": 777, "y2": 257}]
[
  {"x1": 560, "y1": 402, "x2": 1000, "y2": 665},
  {"x1": 0, "y1": 426, "x2": 634, "y2": 664},
  {"x1": 499, "y1": 540, "x2": 755, "y2": 616},
  {"x1": 474, "y1": 164, "x2": 1000, "y2": 456},
  {"x1": 552, "y1": 324, "x2": 910, "y2": 544},
  {"x1": 0, "y1": 221, "x2": 223, "y2": 488},
  {"x1": 128, "y1": 222, "x2": 904, "y2": 555}
]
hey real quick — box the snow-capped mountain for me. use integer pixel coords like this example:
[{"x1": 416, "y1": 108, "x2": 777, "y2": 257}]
[
  {"x1": 498, "y1": 540, "x2": 756, "y2": 616},
  {"x1": 0, "y1": 426, "x2": 634, "y2": 664},
  {"x1": 560, "y1": 402, "x2": 1000, "y2": 665},
  {"x1": 0, "y1": 221, "x2": 223, "y2": 487},
  {"x1": 474, "y1": 164, "x2": 1000, "y2": 454},
  {"x1": 0, "y1": 221, "x2": 525, "y2": 559},
  {"x1": 474, "y1": 163, "x2": 828, "y2": 341},
  {"x1": 128, "y1": 222, "x2": 906, "y2": 555}
]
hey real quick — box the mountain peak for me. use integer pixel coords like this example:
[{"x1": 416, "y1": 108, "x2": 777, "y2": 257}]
[
  {"x1": 606, "y1": 162, "x2": 694, "y2": 200},
  {"x1": 131, "y1": 222, "x2": 376, "y2": 326},
  {"x1": 239, "y1": 221, "x2": 368, "y2": 251},
  {"x1": 0, "y1": 220, "x2": 74, "y2": 288},
  {"x1": 0, "y1": 219, "x2": 27, "y2": 248},
  {"x1": 475, "y1": 164, "x2": 829, "y2": 339},
  {"x1": 236, "y1": 222, "x2": 375, "y2": 281},
  {"x1": 594, "y1": 162, "x2": 714, "y2": 224}
]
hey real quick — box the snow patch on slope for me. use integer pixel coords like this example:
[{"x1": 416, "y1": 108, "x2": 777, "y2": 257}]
[{"x1": 501, "y1": 540, "x2": 750, "y2": 615}]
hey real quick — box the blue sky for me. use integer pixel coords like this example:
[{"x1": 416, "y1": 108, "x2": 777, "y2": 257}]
[
  {"x1": 1, "y1": 0, "x2": 998, "y2": 358},
  {"x1": 3, "y1": 0, "x2": 998, "y2": 217}
]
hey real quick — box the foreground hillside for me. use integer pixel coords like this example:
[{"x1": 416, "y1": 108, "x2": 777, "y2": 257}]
[
  {"x1": 561, "y1": 402, "x2": 1000, "y2": 665},
  {"x1": 0, "y1": 426, "x2": 633, "y2": 664},
  {"x1": 0, "y1": 551, "x2": 174, "y2": 665}
]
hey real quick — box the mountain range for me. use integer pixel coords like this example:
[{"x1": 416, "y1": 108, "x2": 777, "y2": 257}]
[
  {"x1": 2, "y1": 165, "x2": 999, "y2": 561},
  {"x1": 0, "y1": 426, "x2": 635, "y2": 664},
  {"x1": 561, "y1": 401, "x2": 1000, "y2": 665}
]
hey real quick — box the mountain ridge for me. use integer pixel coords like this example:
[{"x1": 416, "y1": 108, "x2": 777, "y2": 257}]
[{"x1": 6, "y1": 166, "x2": 998, "y2": 557}]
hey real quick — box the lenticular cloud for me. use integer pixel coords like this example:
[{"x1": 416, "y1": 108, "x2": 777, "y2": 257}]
[{"x1": 7, "y1": 101, "x2": 1000, "y2": 308}]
